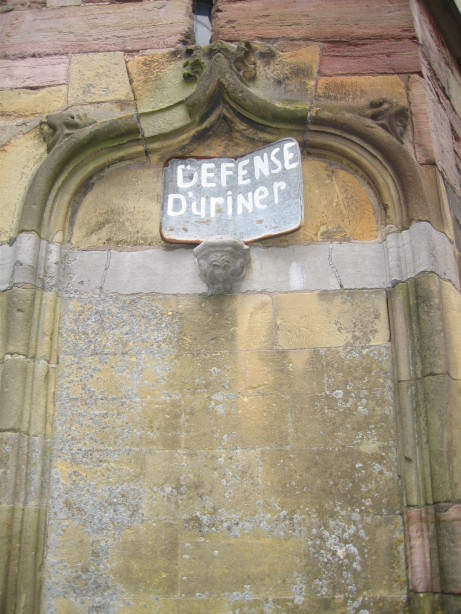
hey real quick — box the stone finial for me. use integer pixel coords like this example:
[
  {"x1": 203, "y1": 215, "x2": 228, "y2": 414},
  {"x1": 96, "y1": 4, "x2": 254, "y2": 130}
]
[{"x1": 194, "y1": 236, "x2": 250, "y2": 295}]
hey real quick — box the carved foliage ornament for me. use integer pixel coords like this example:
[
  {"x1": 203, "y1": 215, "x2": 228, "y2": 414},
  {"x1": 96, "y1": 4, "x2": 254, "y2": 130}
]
[
  {"x1": 41, "y1": 112, "x2": 95, "y2": 152},
  {"x1": 194, "y1": 236, "x2": 250, "y2": 295}
]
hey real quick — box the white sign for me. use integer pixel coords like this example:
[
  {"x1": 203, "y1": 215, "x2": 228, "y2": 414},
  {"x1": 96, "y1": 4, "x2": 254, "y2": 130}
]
[{"x1": 161, "y1": 138, "x2": 304, "y2": 243}]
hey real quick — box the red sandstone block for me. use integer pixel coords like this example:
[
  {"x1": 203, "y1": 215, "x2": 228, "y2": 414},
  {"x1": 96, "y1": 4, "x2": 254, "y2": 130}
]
[
  {"x1": 0, "y1": 56, "x2": 69, "y2": 89},
  {"x1": 320, "y1": 40, "x2": 421, "y2": 76},
  {"x1": 213, "y1": 0, "x2": 416, "y2": 43},
  {"x1": 0, "y1": 1, "x2": 193, "y2": 59}
]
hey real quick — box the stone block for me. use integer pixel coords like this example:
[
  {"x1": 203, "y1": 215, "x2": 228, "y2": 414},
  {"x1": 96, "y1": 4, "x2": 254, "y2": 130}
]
[
  {"x1": 59, "y1": 293, "x2": 178, "y2": 357},
  {"x1": 127, "y1": 49, "x2": 196, "y2": 115},
  {"x1": 178, "y1": 531, "x2": 305, "y2": 598},
  {"x1": 3, "y1": 287, "x2": 35, "y2": 356},
  {"x1": 30, "y1": 291, "x2": 60, "y2": 363},
  {"x1": 40, "y1": 522, "x2": 92, "y2": 611},
  {"x1": 56, "y1": 354, "x2": 138, "y2": 404},
  {"x1": 54, "y1": 397, "x2": 182, "y2": 453},
  {"x1": 289, "y1": 386, "x2": 395, "y2": 452},
  {"x1": 25, "y1": 361, "x2": 54, "y2": 438},
  {"x1": 68, "y1": 52, "x2": 133, "y2": 105},
  {"x1": 0, "y1": 355, "x2": 27, "y2": 430},
  {"x1": 176, "y1": 599, "x2": 228, "y2": 614},
  {"x1": 226, "y1": 595, "x2": 408, "y2": 613},
  {"x1": 145, "y1": 449, "x2": 261, "y2": 520},
  {"x1": 425, "y1": 78, "x2": 459, "y2": 193},
  {"x1": 0, "y1": 292, "x2": 8, "y2": 359},
  {"x1": 245, "y1": 349, "x2": 325, "y2": 397},
  {"x1": 109, "y1": 522, "x2": 179, "y2": 597},
  {"x1": 305, "y1": 514, "x2": 406, "y2": 597},
  {"x1": 0, "y1": 127, "x2": 47, "y2": 242},
  {"x1": 324, "y1": 346, "x2": 393, "y2": 398},
  {"x1": 163, "y1": 351, "x2": 246, "y2": 399},
  {"x1": 317, "y1": 75, "x2": 406, "y2": 106},
  {"x1": 0, "y1": 56, "x2": 69, "y2": 89},
  {"x1": 177, "y1": 294, "x2": 273, "y2": 352},
  {"x1": 262, "y1": 447, "x2": 400, "y2": 516},
  {"x1": 437, "y1": 504, "x2": 461, "y2": 593},
  {"x1": 213, "y1": 0, "x2": 415, "y2": 43},
  {"x1": 0, "y1": 2, "x2": 193, "y2": 58},
  {"x1": 404, "y1": 506, "x2": 442, "y2": 593},
  {"x1": 49, "y1": 450, "x2": 145, "y2": 525},
  {"x1": 408, "y1": 75, "x2": 435, "y2": 165},
  {"x1": 71, "y1": 164, "x2": 164, "y2": 249},
  {"x1": 262, "y1": 160, "x2": 378, "y2": 245},
  {"x1": 424, "y1": 375, "x2": 461, "y2": 503},
  {"x1": 0, "y1": 505, "x2": 14, "y2": 607},
  {"x1": 0, "y1": 85, "x2": 67, "y2": 117},
  {"x1": 320, "y1": 39, "x2": 421, "y2": 76},
  {"x1": 409, "y1": 275, "x2": 461, "y2": 380},
  {"x1": 249, "y1": 44, "x2": 320, "y2": 105},
  {"x1": 274, "y1": 290, "x2": 389, "y2": 349},
  {"x1": 0, "y1": 432, "x2": 20, "y2": 506},
  {"x1": 183, "y1": 394, "x2": 290, "y2": 450}
]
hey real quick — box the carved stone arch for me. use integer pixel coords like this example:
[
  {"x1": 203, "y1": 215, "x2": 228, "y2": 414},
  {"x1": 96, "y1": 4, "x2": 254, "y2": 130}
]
[
  {"x1": 19, "y1": 42, "x2": 429, "y2": 243},
  {"x1": 4, "y1": 41, "x2": 449, "y2": 614}
]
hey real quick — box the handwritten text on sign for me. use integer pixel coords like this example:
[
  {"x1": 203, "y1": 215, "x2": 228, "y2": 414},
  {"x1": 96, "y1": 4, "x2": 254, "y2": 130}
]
[{"x1": 161, "y1": 138, "x2": 304, "y2": 243}]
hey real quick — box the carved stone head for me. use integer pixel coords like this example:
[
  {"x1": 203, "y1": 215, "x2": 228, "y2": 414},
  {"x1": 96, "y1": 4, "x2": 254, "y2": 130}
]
[{"x1": 194, "y1": 236, "x2": 250, "y2": 295}]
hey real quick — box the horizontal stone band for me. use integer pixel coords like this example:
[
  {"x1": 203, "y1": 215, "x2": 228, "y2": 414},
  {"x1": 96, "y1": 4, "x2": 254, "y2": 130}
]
[{"x1": 1, "y1": 222, "x2": 458, "y2": 295}]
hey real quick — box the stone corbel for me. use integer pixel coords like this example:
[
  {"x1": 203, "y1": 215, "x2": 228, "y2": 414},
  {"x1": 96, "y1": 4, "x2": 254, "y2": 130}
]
[{"x1": 194, "y1": 236, "x2": 250, "y2": 295}]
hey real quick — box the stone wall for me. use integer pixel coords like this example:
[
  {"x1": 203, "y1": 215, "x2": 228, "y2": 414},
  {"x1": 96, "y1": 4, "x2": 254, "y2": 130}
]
[{"x1": 0, "y1": 0, "x2": 460, "y2": 612}]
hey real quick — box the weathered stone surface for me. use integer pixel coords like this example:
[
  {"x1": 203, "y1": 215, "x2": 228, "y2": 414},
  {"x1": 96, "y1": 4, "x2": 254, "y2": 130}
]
[
  {"x1": 289, "y1": 385, "x2": 395, "y2": 452},
  {"x1": 71, "y1": 164, "x2": 163, "y2": 249},
  {"x1": 0, "y1": 433, "x2": 20, "y2": 506},
  {"x1": 183, "y1": 394, "x2": 290, "y2": 450},
  {"x1": 177, "y1": 294, "x2": 273, "y2": 352},
  {"x1": 68, "y1": 52, "x2": 133, "y2": 105},
  {"x1": 213, "y1": 0, "x2": 415, "y2": 43},
  {"x1": 250, "y1": 44, "x2": 320, "y2": 104},
  {"x1": 164, "y1": 351, "x2": 246, "y2": 399},
  {"x1": 408, "y1": 75, "x2": 435, "y2": 164},
  {"x1": 306, "y1": 514, "x2": 406, "y2": 597},
  {"x1": 317, "y1": 75, "x2": 406, "y2": 106},
  {"x1": 0, "y1": 2, "x2": 193, "y2": 58},
  {"x1": 245, "y1": 349, "x2": 325, "y2": 397},
  {"x1": 0, "y1": 355, "x2": 27, "y2": 430},
  {"x1": 0, "y1": 85, "x2": 67, "y2": 117},
  {"x1": 424, "y1": 375, "x2": 461, "y2": 503},
  {"x1": 320, "y1": 39, "x2": 421, "y2": 76},
  {"x1": 0, "y1": 56, "x2": 69, "y2": 90},
  {"x1": 425, "y1": 78, "x2": 460, "y2": 193},
  {"x1": 110, "y1": 522, "x2": 179, "y2": 597},
  {"x1": 59, "y1": 293, "x2": 177, "y2": 357},
  {"x1": 127, "y1": 49, "x2": 196, "y2": 114},
  {"x1": 137, "y1": 350, "x2": 246, "y2": 401},
  {"x1": 3, "y1": 287, "x2": 35, "y2": 356},
  {"x1": 412, "y1": 0, "x2": 461, "y2": 119},
  {"x1": 179, "y1": 531, "x2": 305, "y2": 599},
  {"x1": 0, "y1": 128, "x2": 47, "y2": 242},
  {"x1": 404, "y1": 506, "x2": 440, "y2": 593},
  {"x1": 263, "y1": 160, "x2": 378, "y2": 245},
  {"x1": 274, "y1": 290, "x2": 389, "y2": 349},
  {"x1": 145, "y1": 449, "x2": 261, "y2": 519},
  {"x1": 56, "y1": 354, "x2": 138, "y2": 404},
  {"x1": 263, "y1": 446, "x2": 399, "y2": 516},
  {"x1": 437, "y1": 504, "x2": 461, "y2": 593},
  {"x1": 404, "y1": 274, "x2": 461, "y2": 381}
]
